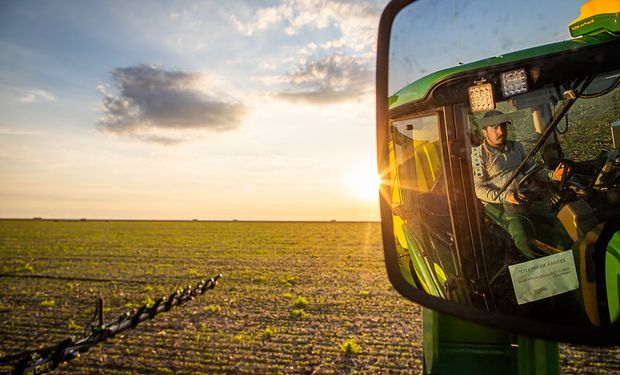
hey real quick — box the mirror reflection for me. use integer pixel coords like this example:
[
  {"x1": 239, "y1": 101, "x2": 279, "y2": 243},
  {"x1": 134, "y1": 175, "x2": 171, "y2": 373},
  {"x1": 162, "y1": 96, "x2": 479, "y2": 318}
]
[
  {"x1": 389, "y1": 0, "x2": 586, "y2": 94},
  {"x1": 385, "y1": 0, "x2": 620, "y2": 328}
]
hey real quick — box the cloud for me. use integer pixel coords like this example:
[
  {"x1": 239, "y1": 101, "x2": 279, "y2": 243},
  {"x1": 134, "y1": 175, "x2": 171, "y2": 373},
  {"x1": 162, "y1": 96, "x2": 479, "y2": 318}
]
[
  {"x1": 0, "y1": 84, "x2": 56, "y2": 103},
  {"x1": 0, "y1": 127, "x2": 44, "y2": 136},
  {"x1": 230, "y1": 3, "x2": 292, "y2": 36},
  {"x1": 97, "y1": 64, "x2": 246, "y2": 144},
  {"x1": 133, "y1": 134, "x2": 184, "y2": 146},
  {"x1": 275, "y1": 54, "x2": 373, "y2": 104},
  {"x1": 231, "y1": 0, "x2": 383, "y2": 52},
  {"x1": 234, "y1": 0, "x2": 382, "y2": 104},
  {"x1": 18, "y1": 88, "x2": 56, "y2": 103}
]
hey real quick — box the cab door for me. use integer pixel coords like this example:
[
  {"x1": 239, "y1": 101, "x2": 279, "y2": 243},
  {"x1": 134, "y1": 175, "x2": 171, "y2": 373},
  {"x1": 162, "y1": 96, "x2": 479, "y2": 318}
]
[{"x1": 388, "y1": 107, "x2": 487, "y2": 306}]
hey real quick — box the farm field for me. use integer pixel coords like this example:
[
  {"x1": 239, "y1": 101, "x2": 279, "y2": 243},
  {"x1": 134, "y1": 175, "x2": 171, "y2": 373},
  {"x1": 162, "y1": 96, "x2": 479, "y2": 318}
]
[{"x1": 0, "y1": 220, "x2": 618, "y2": 374}]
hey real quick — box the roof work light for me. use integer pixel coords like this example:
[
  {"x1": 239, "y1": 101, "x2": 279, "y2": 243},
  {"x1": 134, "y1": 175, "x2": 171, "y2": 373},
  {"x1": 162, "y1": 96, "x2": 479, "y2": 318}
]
[
  {"x1": 500, "y1": 68, "x2": 529, "y2": 98},
  {"x1": 468, "y1": 79, "x2": 495, "y2": 112}
]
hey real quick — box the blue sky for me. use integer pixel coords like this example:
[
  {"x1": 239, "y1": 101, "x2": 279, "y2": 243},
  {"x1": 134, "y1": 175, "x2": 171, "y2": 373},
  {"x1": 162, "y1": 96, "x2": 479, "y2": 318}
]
[
  {"x1": 0, "y1": 0, "x2": 387, "y2": 221},
  {"x1": 389, "y1": 0, "x2": 584, "y2": 93}
]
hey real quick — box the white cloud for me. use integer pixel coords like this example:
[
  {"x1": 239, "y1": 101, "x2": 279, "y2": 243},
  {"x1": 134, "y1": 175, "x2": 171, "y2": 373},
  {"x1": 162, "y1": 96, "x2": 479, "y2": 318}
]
[
  {"x1": 230, "y1": 2, "x2": 292, "y2": 36},
  {"x1": 0, "y1": 84, "x2": 56, "y2": 103},
  {"x1": 231, "y1": 0, "x2": 383, "y2": 53},
  {"x1": 0, "y1": 127, "x2": 44, "y2": 136},
  {"x1": 273, "y1": 53, "x2": 374, "y2": 104},
  {"x1": 235, "y1": 1, "x2": 383, "y2": 103},
  {"x1": 19, "y1": 88, "x2": 56, "y2": 103}
]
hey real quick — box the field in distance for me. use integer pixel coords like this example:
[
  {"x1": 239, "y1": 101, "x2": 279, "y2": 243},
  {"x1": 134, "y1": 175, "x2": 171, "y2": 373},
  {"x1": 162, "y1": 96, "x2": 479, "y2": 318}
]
[{"x1": 0, "y1": 220, "x2": 617, "y2": 374}]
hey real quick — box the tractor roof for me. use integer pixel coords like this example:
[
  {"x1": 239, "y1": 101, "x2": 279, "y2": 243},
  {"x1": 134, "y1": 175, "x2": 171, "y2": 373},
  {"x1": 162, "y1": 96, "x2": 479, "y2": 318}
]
[{"x1": 389, "y1": 33, "x2": 619, "y2": 110}]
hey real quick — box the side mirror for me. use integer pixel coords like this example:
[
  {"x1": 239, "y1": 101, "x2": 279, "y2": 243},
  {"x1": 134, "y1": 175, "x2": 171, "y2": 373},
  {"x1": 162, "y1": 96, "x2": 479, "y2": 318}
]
[{"x1": 376, "y1": 0, "x2": 620, "y2": 345}]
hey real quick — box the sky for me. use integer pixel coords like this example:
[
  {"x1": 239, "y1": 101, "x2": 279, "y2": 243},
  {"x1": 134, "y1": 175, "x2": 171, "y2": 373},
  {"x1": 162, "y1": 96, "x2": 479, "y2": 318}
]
[
  {"x1": 389, "y1": 0, "x2": 584, "y2": 94},
  {"x1": 0, "y1": 0, "x2": 388, "y2": 221}
]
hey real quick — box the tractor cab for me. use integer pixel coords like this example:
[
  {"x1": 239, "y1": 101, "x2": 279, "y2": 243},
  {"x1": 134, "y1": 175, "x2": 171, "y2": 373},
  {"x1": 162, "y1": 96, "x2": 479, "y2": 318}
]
[{"x1": 378, "y1": 0, "x2": 620, "y2": 343}]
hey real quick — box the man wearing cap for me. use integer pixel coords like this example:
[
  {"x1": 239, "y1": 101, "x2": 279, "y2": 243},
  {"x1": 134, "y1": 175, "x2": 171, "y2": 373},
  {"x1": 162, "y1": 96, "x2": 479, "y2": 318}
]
[{"x1": 471, "y1": 110, "x2": 562, "y2": 259}]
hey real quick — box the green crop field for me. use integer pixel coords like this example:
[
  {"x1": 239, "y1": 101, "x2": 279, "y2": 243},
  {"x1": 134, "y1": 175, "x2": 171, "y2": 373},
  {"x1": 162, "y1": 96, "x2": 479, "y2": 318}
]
[{"x1": 0, "y1": 220, "x2": 618, "y2": 374}]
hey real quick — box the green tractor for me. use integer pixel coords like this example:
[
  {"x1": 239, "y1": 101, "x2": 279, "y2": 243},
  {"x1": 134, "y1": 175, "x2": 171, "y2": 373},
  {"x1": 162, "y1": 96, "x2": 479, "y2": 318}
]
[{"x1": 376, "y1": 0, "x2": 620, "y2": 373}]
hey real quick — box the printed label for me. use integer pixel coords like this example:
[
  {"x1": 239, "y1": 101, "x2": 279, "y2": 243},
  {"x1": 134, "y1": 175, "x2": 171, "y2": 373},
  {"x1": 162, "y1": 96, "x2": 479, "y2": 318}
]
[{"x1": 508, "y1": 251, "x2": 579, "y2": 305}]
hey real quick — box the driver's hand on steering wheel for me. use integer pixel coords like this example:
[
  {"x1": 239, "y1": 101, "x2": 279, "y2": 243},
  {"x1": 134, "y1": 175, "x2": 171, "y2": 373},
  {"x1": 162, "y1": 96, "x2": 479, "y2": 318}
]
[
  {"x1": 552, "y1": 162, "x2": 570, "y2": 181},
  {"x1": 505, "y1": 191, "x2": 519, "y2": 205}
]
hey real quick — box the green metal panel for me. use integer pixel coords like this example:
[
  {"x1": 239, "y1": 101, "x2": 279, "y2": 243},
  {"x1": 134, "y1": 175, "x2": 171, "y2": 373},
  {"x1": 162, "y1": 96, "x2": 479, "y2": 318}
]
[
  {"x1": 516, "y1": 337, "x2": 560, "y2": 375},
  {"x1": 403, "y1": 223, "x2": 444, "y2": 298},
  {"x1": 606, "y1": 231, "x2": 620, "y2": 324},
  {"x1": 423, "y1": 309, "x2": 560, "y2": 375},
  {"x1": 423, "y1": 309, "x2": 518, "y2": 374},
  {"x1": 389, "y1": 34, "x2": 619, "y2": 110}
]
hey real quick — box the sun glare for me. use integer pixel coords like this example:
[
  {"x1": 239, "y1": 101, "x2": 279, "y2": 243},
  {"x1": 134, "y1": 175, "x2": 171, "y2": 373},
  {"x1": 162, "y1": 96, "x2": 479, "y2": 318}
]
[{"x1": 346, "y1": 167, "x2": 381, "y2": 202}]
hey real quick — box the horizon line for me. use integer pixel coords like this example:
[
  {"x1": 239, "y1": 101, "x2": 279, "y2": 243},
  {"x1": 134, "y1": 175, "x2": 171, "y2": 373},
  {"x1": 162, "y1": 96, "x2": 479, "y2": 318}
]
[{"x1": 0, "y1": 217, "x2": 380, "y2": 223}]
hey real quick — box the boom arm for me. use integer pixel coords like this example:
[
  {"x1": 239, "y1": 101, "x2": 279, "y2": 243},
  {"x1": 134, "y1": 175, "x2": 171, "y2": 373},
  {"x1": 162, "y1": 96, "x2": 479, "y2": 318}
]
[{"x1": 1, "y1": 274, "x2": 222, "y2": 375}]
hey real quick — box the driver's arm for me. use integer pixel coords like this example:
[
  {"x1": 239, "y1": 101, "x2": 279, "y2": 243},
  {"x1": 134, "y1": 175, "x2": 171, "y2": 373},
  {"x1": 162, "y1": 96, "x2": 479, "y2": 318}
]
[
  {"x1": 516, "y1": 142, "x2": 556, "y2": 182},
  {"x1": 473, "y1": 173, "x2": 516, "y2": 204}
]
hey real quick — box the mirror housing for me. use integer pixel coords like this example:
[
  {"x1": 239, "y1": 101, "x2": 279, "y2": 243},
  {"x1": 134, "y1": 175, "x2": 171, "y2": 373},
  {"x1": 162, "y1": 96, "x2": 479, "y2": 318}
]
[{"x1": 376, "y1": 0, "x2": 620, "y2": 345}]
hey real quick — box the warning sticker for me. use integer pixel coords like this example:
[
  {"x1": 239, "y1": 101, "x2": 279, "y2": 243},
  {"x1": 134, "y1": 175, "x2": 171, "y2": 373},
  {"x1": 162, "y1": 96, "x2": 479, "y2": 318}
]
[{"x1": 508, "y1": 251, "x2": 579, "y2": 305}]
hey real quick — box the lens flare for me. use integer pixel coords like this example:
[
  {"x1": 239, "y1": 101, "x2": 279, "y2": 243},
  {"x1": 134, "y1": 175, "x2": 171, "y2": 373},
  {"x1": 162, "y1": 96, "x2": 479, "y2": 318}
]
[{"x1": 346, "y1": 167, "x2": 381, "y2": 202}]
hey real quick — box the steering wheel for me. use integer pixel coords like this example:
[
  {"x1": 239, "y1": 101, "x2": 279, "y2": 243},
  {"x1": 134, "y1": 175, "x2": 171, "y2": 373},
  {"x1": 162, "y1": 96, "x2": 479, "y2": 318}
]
[
  {"x1": 515, "y1": 164, "x2": 567, "y2": 207},
  {"x1": 516, "y1": 160, "x2": 576, "y2": 206},
  {"x1": 515, "y1": 164, "x2": 549, "y2": 203}
]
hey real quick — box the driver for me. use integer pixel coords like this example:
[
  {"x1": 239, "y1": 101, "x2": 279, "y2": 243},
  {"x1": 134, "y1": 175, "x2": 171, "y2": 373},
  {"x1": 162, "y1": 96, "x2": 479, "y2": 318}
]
[{"x1": 471, "y1": 110, "x2": 563, "y2": 259}]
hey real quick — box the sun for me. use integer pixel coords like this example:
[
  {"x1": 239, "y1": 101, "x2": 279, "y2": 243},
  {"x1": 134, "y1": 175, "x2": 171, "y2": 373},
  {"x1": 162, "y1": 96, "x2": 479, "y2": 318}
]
[{"x1": 346, "y1": 166, "x2": 381, "y2": 202}]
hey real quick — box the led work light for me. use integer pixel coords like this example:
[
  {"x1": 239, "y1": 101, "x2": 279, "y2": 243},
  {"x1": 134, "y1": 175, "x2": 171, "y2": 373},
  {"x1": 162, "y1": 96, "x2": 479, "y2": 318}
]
[
  {"x1": 500, "y1": 68, "x2": 528, "y2": 97},
  {"x1": 468, "y1": 81, "x2": 495, "y2": 112}
]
